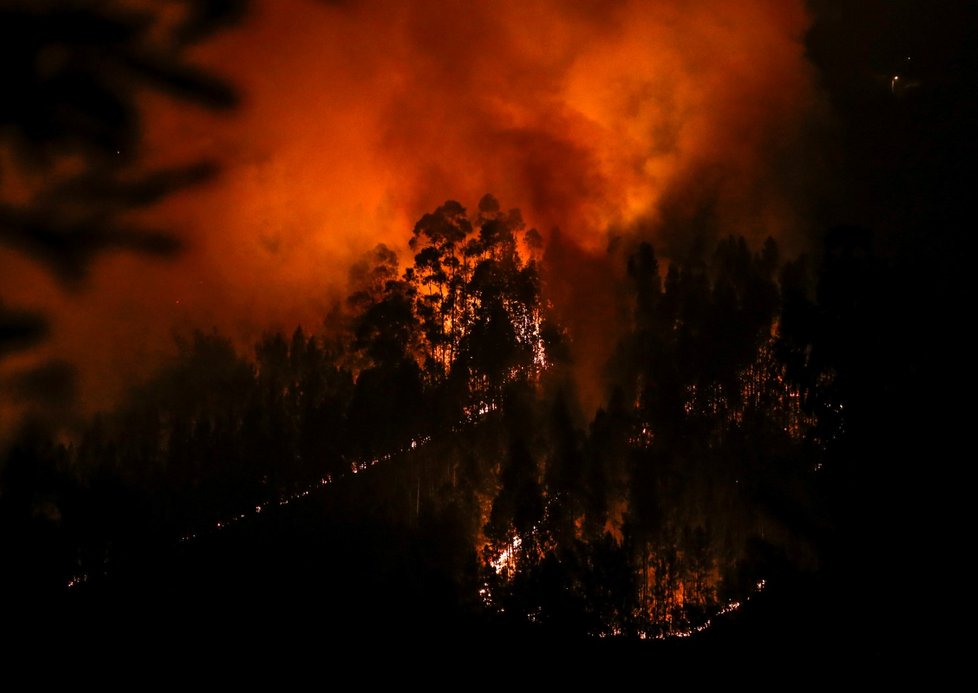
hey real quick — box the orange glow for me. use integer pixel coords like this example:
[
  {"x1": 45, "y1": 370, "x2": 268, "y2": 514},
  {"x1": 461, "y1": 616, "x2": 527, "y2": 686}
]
[{"x1": 0, "y1": 0, "x2": 821, "y2": 422}]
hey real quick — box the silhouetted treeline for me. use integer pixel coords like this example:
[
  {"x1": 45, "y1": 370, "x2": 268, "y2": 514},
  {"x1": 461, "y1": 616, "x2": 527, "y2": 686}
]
[{"x1": 1, "y1": 196, "x2": 864, "y2": 636}]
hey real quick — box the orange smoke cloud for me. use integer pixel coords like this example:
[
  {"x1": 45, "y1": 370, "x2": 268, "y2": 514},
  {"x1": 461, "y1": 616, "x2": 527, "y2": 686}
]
[{"x1": 0, "y1": 0, "x2": 822, "y2": 420}]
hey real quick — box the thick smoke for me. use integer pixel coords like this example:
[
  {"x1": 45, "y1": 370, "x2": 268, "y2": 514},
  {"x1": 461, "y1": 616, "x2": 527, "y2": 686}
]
[{"x1": 0, "y1": 0, "x2": 822, "y2": 420}]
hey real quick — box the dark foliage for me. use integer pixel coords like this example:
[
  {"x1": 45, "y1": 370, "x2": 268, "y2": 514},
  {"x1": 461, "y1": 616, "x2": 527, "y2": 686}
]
[{"x1": 0, "y1": 197, "x2": 856, "y2": 641}]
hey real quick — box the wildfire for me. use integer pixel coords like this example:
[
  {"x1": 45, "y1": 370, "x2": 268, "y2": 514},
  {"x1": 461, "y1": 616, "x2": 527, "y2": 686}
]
[{"x1": 489, "y1": 535, "x2": 522, "y2": 576}]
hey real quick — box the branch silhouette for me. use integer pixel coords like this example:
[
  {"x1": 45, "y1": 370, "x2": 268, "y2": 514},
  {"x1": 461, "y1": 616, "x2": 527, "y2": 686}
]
[{"x1": 0, "y1": 0, "x2": 247, "y2": 405}]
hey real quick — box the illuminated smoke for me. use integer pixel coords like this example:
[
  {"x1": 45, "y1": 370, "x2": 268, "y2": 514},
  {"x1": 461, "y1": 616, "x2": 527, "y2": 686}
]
[{"x1": 0, "y1": 0, "x2": 823, "y2": 418}]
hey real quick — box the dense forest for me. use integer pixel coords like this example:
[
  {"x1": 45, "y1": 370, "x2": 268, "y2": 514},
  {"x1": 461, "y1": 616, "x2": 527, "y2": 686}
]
[{"x1": 0, "y1": 193, "x2": 867, "y2": 638}]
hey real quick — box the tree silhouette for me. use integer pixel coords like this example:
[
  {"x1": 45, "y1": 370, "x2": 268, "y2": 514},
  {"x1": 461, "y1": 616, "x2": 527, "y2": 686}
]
[
  {"x1": 0, "y1": 188, "x2": 854, "y2": 638},
  {"x1": 409, "y1": 200, "x2": 473, "y2": 373}
]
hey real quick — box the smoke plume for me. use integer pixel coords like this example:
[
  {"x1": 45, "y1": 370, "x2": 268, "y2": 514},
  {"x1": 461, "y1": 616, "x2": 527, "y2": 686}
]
[{"x1": 0, "y1": 0, "x2": 824, "y2": 420}]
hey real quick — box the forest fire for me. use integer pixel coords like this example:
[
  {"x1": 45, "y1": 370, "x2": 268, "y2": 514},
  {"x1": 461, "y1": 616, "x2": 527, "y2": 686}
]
[
  {"x1": 35, "y1": 187, "x2": 837, "y2": 637},
  {"x1": 3, "y1": 0, "x2": 968, "y2": 649}
]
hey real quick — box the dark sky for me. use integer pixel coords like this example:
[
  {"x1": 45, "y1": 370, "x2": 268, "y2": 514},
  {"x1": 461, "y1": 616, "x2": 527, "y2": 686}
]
[{"x1": 806, "y1": 1, "x2": 977, "y2": 237}]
